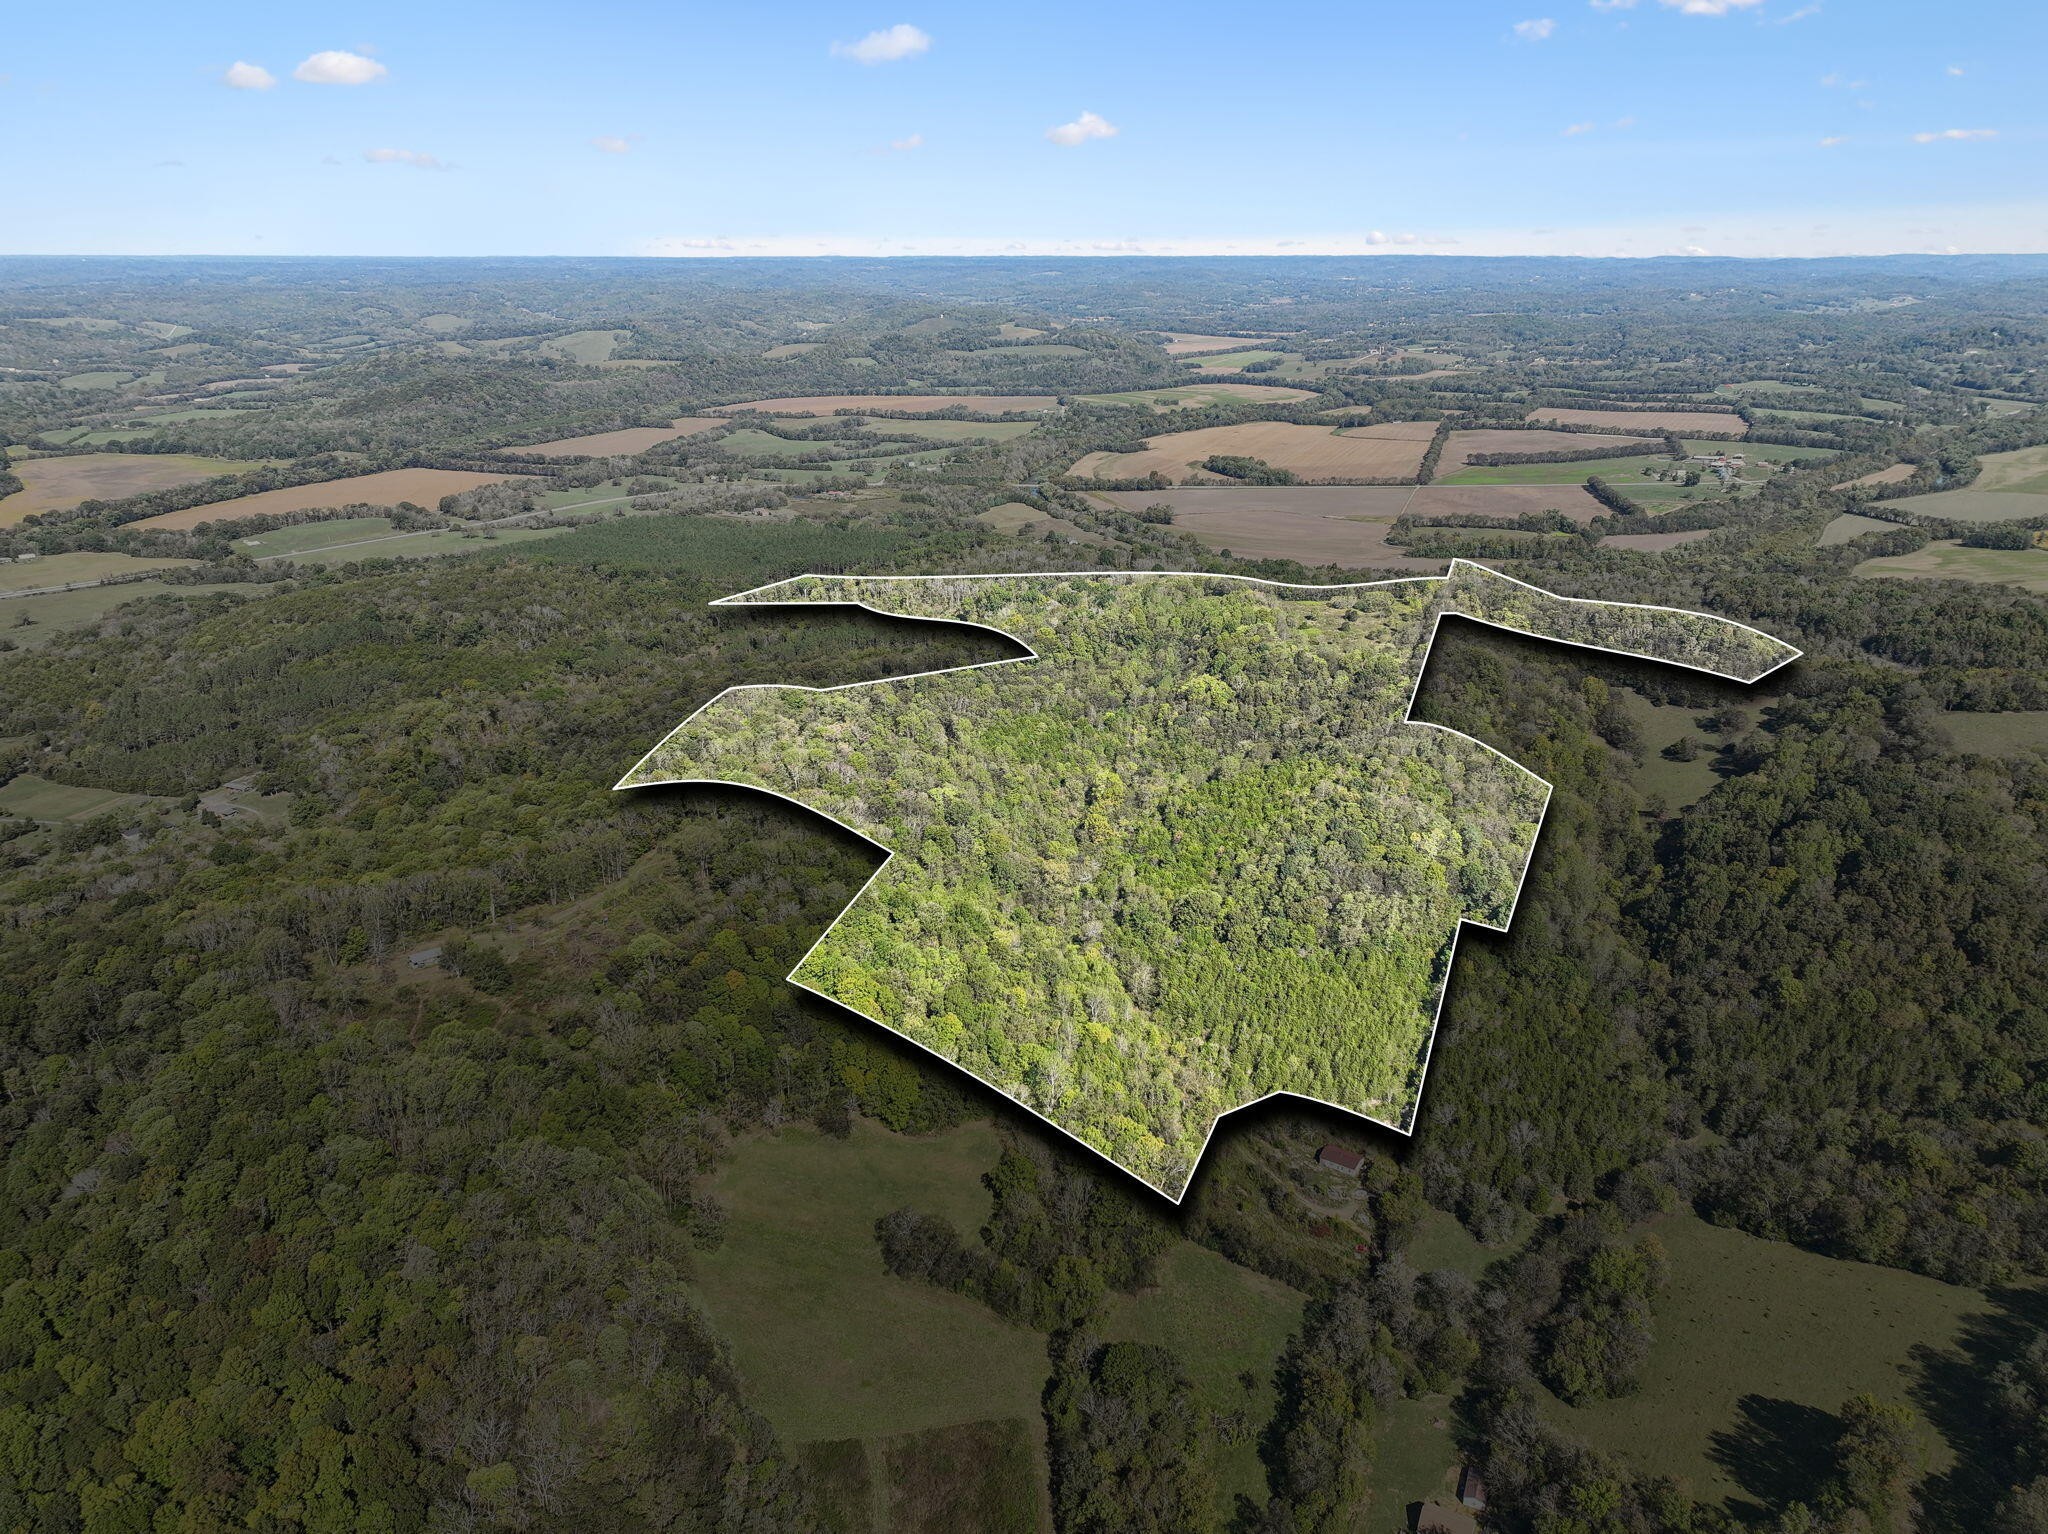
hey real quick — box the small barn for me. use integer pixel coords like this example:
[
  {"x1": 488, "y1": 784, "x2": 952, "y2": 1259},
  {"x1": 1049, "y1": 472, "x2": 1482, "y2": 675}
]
[
  {"x1": 1459, "y1": 1466, "x2": 1488, "y2": 1510},
  {"x1": 1317, "y1": 1144, "x2": 1365, "y2": 1175}
]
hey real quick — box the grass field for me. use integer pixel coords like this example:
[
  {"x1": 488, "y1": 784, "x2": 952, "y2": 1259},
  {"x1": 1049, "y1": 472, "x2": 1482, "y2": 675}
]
[
  {"x1": 1100, "y1": 1242, "x2": 1304, "y2": 1517},
  {"x1": 0, "y1": 581, "x2": 272, "y2": 649},
  {"x1": 538, "y1": 328, "x2": 627, "y2": 363},
  {"x1": 506, "y1": 416, "x2": 726, "y2": 457},
  {"x1": 1075, "y1": 382, "x2": 1318, "y2": 410},
  {"x1": 1936, "y1": 711, "x2": 2048, "y2": 757},
  {"x1": 1853, "y1": 540, "x2": 2048, "y2": 593},
  {"x1": 1962, "y1": 442, "x2": 2048, "y2": 494},
  {"x1": 234, "y1": 517, "x2": 394, "y2": 556},
  {"x1": 973, "y1": 503, "x2": 1114, "y2": 547},
  {"x1": 1364, "y1": 1395, "x2": 1465, "y2": 1534},
  {"x1": 1818, "y1": 512, "x2": 1904, "y2": 546},
  {"x1": 130, "y1": 469, "x2": 534, "y2": 530},
  {"x1": 1157, "y1": 332, "x2": 1280, "y2": 355},
  {"x1": 691, "y1": 1119, "x2": 1048, "y2": 1445},
  {"x1": 0, "y1": 551, "x2": 199, "y2": 592},
  {"x1": 1529, "y1": 407, "x2": 1745, "y2": 436},
  {"x1": 277, "y1": 525, "x2": 572, "y2": 565},
  {"x1": 1878, "y1": 489, "x2": 2048, "y2": 522},
  {"x1": 1070, "y1": 421, "x2": 1432, "y2": 483},
  {"x1": 798, "y1": 1418, "x2": 1048, "y2": 1534},
  {"x1": 1438, "y1": 454, "x2": 1677, "y2": 487},
  {"x1": 0, "y1": 775, "x2": 165, "y2": 822},
  {"x1": 712, "y1": 394, "x2": 1062, "y2": 417},
  {"x1": 1, "y1": 452, "x2": 266, "y2": 523},
  {"x1": 1831, "y1": 464, "x2": 1916, "y2": 491},
  {"x1": 1544, "y1": 1213, "x2": 1993, "y2": 1516},
  {"x1": 58, "y1": 370, "x2": 134, "y2": 391},
  {"x1": 1615, "y1": 688, "x2": 1732, "y2": 810}
]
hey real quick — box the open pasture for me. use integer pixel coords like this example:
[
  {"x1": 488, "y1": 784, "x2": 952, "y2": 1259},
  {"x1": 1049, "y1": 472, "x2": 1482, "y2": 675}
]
[
  {"x1": 0, "y1": 776, "x2": 164, "y2": 823},
  {"x1": 1965, "y1": 442, "x2": 2048, "y2": 494},
  {"x1": 1853, "y1": 540, "x2": 2048, "y2": 593},
  {"x1": 1076, "y1": 382, "x2": 1317, "y2": 410},
  {"x1": 1937, "y1": 711, "x2": 2048, "y2": 757},
  {"x1": 1878, "y1": 488, "x2": 2048, "y2": 523},
  {"x1": 1441, "y1": 452, "x2": 1676, "y2": 487},
  {"x1": 1545, "y1": 1213, "x2": 1990, "y2": 1514},
  {"x1": 1, "y1": 453, "x2": 266, "y2": 523},
  {"x1": 506, "y1": 416, "x2": 727, "y2": 457},
  {"x1": 1818, "y1": 512, "x2": 1901, "y2": 546},
  {"x1": 1527, "y1": 406, "x2": 1744, "y2": 436},
  {"x1": 711, "y1": 394, "x2": 1061, "y2": 417},
  {"x1": 1442, "y1": 428, "x2": 1658, "y2": 467},
  {"x1": 538, "y1": 328, "x2": 627, "y2": 363},
  {"x1": 129, "y1": 469, "x2": 532, "y2": 530},
  {"x1": 1069, "y1": 420, "x2": 1433, "y2": 483},
  {"x1": 0, "y1": 551, "x2": 198, "y2": 592}
]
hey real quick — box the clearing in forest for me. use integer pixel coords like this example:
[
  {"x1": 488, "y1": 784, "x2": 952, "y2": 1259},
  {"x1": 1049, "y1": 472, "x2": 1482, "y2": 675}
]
[
  {"x1": 1075, "y1": 383, "x2": 1318, "y2": 410},
  {"x1": 1853, "y1": 540, "x2": 2048, "y2": 593},
  {"x1": 507, "y1": 417, "x2": 727, "y2": 457},
  {"x1": 1068, "y1": 421, "x2": 1434, "y2": 484},
  {"x1": 1830, "y1": 463, "x2": 1916, "y2": 491},
  {"x1": 1156, "y1": 332, "x2": 1284, "y2": 355},
  {"x1": 711, "y1": 394, "x2": 1062, "y2": 417},
  {"x1": 619, "y1": 568, "x2": 1797, "y2": 1197},
  {"x1": 1526, "y1": 406, "x2": 1746, "y2": 436},
  {"x1": 128, "y1": 469, "x2": 533, "y2": 530},
  {"x1": 1442, "y1": 428, "x2": 1660, "y2": 467},
  {"x1": 0, "y1": 452, "x2": 268, "y2": 523}
]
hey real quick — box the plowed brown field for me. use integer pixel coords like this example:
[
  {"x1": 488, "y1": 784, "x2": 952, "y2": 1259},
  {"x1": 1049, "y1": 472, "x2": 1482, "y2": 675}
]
[
  {"x1": 1069, "y1": 421, "x2": 1433, "y2": 484},
  {"x1": 509, "y1": 417, "x2": 727, "y2": 457}
]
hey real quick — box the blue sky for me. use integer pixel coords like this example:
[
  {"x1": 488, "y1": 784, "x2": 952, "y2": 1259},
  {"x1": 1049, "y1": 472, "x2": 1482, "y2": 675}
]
[{"x1": 2, "y1": 0, "x2": 2042, "y2": 257}]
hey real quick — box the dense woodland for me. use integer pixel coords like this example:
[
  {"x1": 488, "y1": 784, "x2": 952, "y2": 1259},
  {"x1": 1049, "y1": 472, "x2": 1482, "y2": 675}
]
[{"x1": 2, "y1": 255, "x2": 2047, "y2": 1533}]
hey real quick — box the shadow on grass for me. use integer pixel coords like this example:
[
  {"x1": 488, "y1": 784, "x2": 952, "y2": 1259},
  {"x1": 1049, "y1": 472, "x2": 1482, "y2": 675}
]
[
  {"x1": 1912, "y1": 1283, "x2": 2048, "y2": 1528},
  {"x1": 1707, "y1": 1395, "x2": 1840, "y2": 1524}
]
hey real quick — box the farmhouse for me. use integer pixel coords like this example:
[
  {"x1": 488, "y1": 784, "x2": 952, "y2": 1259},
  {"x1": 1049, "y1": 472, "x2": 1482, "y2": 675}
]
[{"x1": 1317, "y1": 1144, "x2": 1365, "y2": 1175}]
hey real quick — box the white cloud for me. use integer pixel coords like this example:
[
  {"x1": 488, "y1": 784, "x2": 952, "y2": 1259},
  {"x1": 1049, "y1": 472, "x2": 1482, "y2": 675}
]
[
  {"x1": 1770, "y1": 3, "x2": 1822, "y2": 21},
  {"x1": 1819, "y1": 72, "x2": 1868, "y2": 89},
  {"x1": 592, "y1": 135, "x2": 633, "y2": 154},
  {"x1": 1818, "y1": 134, "x2": 1848, "y2": 146},
  {"x1": 364, "y1": 147, "x2": 444, "y2": 169},
  {"x1": 1514, "y1": 17, "x2": 1557, "y2": 39},
  {"x1": 1657, "y1": 0, "x2": 1762, "y2": 13},
  {"x1": 1562, "y1": 121, "x2": 1596, "y2": 136},
  {"x1": 1677, "y1": 245, "x2": 1711, "y2": 256},
  {"x1": 830, "y1": 24, "x2": 931, "y2": 64},
  {"x1": 1912, "y1": 127, "x2": 1997, "y2": 143},
  {"x1": 1588, "y1": 0, "x2": 1637, "y2": 10},
  {"x1": 295, "y1": 50, "x2": 387, "y2": 85},
  {"x1": 1045, "y1": 110, "x2": 1117, "y2": 146},
  {"x1": 1947, "y1": 64, "x2": 1965, "y2": 76},
  {"x1": 221, "y1": 61, "x2": 275, "y2": 90},
  {"x1": 1613, "y1": 115, "x2": 1638, "y2": 129},
  {"x1": 888, "y1": 133, "x2": 924, "y2": 151}
]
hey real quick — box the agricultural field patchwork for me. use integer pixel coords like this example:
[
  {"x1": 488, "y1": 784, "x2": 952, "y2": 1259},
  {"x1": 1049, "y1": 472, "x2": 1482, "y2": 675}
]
[
  {"x1": 1528, "y1": 407, "x2": 1746, "y2": 436},
  {"x1": 0, "y1": 452, "x2": 268, "y2": 523},
  {"x1": 129, "y1": 469, "x2": 536, "y2": 529}
]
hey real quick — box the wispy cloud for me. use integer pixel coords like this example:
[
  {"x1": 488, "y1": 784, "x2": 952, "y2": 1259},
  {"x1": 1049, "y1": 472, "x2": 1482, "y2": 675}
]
[
  {"x1": 1658, "y1": 0, "x2": 1763, "y2": 13},
  {"x1": 1588, "y1": 0, "x2": 1637, "y2": 10},
  {"x1": 1911, "y1": 127, "x2": 1997, "y2": 142},
  {"x1": 295, "y1": 50, "x2": 387, "y2": 85},
  {"x1": 592, "y1": 135, "x2": 635, "y2": 154},
  {"x1": 221, "y1": 61, "x2": 275, "y2": 90},
  {"x1": 1562, "y1": 121, "x2": 1596, "y2": 136},
  {"x1": 1514, "y1": 17, "x2": 1557, "y2": 39},
  {"x1": 830, "y1": 24, "x2": 931, "y2": 64},
  {"x1": 1769, "y1": 3, "x2": 1821, "y2": 22},
  {"x1": 1819, "y1": 72, "x2": 1869, "y2": 89},
  {"x1": 888, "y1": 133, "x2": 924, "y2": 152},
  {"x1": 1946, "y1": 64, "x2": 1966, "y2": 76},
  {"x1": 1046, "y1": 110, "x2": 1117, "y2": 147},
  {"x1": 364, "y1": 147, "x2": 444, "y2": 169},
  {"x1": 1818, "y1": 134, "x2": 1848, "y2": 146}
]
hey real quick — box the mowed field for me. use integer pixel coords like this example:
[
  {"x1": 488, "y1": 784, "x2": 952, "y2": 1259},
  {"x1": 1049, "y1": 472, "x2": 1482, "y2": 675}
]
[
  {"x1": 1831, "y1": 463, "x2": 1917, "y2": 491},
  {"x1": 1818, "y1": 512, "x2": 1903, "y2": 546},
  {"x1": 1069, "y1": 421, "x2": 1433, "y2": 484},
  {"x1": 1156, "y1": 332, "x2": 1281, "y2": 355},
  {"x1": 1527, "y1": 406, "x2": 1747, "y2": 436},
  {"x1": 1854, "y1": 540, "x2": 2048, "y2": 594},
  {"x1": 710, "y1": 394, "x2": 1061, "y2": 417},
  {"x1": 1442, "y1": 428, "x2": 1659, "y2": 467},
  {"x1": 0, "y1": 452, "x2": 265, "y2": 523},
  {"x1": 1077, "y1": 382, "x2": 1319, "y2": 410},
  {"x1": 129, "y1": 469, "x2": 533, "y2": 529},
  {"x1": 1863, "y1": 444, "x2": 2048, "y2": 523},
  {"x1": 0, "y1": 550, "x2": 198, "y2": 591},
  {"x1": 506, "y1": 416, "x2": 727, "y2": 457}
]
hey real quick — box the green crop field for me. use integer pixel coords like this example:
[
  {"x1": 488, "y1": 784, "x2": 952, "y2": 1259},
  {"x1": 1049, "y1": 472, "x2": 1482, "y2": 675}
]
[
  {"x1": 278, "y1": 524, "x2": 573, "y2": 565},
  {"x1": 1543, "y1": 1213, "x2": 1995, "y2": 1515},
  {"x1": 689, "y1": 1119, "x2": 1049, "y2": 1444},
  {"x1": 1854, "y1": 540, "x2": 2048, "y2": 593},
  {"x1": 234, "y1": 517, "x2": 395, "y2": 557},
  {"x1": 0, "y1": 551, "x2": 198, "y2": 592}
]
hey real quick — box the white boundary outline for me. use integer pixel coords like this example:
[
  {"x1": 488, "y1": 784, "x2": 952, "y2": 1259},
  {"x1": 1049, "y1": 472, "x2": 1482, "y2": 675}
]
[{"x1": 613, "y1": 559, "x2": 1801, "y2": 1202}]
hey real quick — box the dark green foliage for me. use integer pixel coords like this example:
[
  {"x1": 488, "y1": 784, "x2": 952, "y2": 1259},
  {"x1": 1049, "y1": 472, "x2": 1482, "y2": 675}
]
[
  {"x1": 1201, "y1": 455, "x2": 1298, "y2": 484},
  {"x1": 1044, "y1": 1336, "x2": 1214, "y2": 1534}
]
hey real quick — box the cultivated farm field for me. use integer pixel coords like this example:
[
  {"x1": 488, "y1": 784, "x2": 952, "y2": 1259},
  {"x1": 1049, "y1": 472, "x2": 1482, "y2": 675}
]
[
  {"x1": 1076, "y1": 383, "x2": 1318, "y2": 410},
  {"x1": 1155, "y1": 332, "x2": 1281, "y2": 355},
  {"x1": 506, "y1": 417, "x2": 727, "y2": 457},
  {"x1": 1442, "y1": 428, "x2": 1659, "y2": 467},
  {"x1": 0, "y1": 550, "x2": 197, "y2": 591},
  {"x1": 710, "y1": 394, "x2": 1061, "y2": 417},
  {"x1": 1069, "y1": 421, "x2": 1433, "y2": 483},
  {"x1": 129, "y1": 469, "x2": 534, "y2": 529},
  {"x1": 1527, "y1": 406, "x2": 1747, "y2": 436},
  {"x1": 1854, "y1": 540, "x2": 2048, "y2": 593},
  {"x1": 1831, "y1": 463, "x2": 1916, "y2": 491},
  {"x1": 1091, "y1": 486, "x2": 1441, "y2": 569},
  {"x1": 0, "y1": 452, "x2": 266, "y2": 523}
]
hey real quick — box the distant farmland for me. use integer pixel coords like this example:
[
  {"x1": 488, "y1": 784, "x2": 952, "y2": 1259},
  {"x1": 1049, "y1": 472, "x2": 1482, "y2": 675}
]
[
  {"x1": 710, "y1": 394, "x2": 1061, "y2": 417},
  {"x1": 1854, "y1": 540, "x2": 2048, "y2": 593},
  {"x1": 507, "y1": 416, "x2": 727, "y2": 457},
  {"x1": 1442, "y1": 428, "x2": 1659, "y2": 467},
  {"x1": 129, "y1": 469, "x2": 533, "y2": 530},
  {"x1": 1155, "y1": 332, "x2": 1282, "y2": 355},
  {"x1": 1527, "y1": 406, "x2": 1746, "y2": 436},
  {"x1": 1076, "y1": 383, "x2": 1318, "y2": 410},
  {"x1": 1, "y1": 452, "x2": 267, "y2": 523},
  {"x1": 1830, "y1": 463, "x2": 1916, "y2": 491},
  {"x1": 1069, "y1": 421, "x2": 1433, "y2": 484},
  {"x1": 1091, "y1": 486, "x2": 1441, "y2": 569}
]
